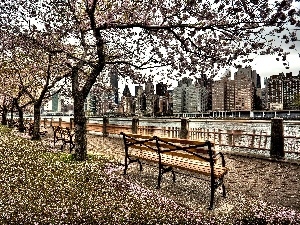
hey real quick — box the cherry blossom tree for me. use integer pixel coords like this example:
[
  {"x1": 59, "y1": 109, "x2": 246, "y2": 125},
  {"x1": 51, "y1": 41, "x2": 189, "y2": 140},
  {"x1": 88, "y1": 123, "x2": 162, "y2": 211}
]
[
  {"x1": 0, "y1": 30, "x2": 70, "y2": 138},
  {"x1": 15, "y1": 48, "x2": 70, "y2": 140},
  {"x1": 1, "y1": 0, "x2": 299, "y2": 160}
]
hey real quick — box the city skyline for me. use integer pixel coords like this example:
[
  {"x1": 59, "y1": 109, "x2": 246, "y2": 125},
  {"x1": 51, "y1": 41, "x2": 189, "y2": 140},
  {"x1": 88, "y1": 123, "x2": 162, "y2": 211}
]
[
  {"x1": 118, "y1": 64, "x2": 300, "y2": 97},
  {"x1": 117, "y1": 0, "x2": 300, "y2": 93}
]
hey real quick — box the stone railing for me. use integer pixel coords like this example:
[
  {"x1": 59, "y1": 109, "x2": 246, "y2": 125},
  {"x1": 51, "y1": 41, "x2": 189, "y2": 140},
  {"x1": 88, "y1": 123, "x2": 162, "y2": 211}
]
[{"x1": 24, "y1": 117, "x2": 299, "y2": 160}]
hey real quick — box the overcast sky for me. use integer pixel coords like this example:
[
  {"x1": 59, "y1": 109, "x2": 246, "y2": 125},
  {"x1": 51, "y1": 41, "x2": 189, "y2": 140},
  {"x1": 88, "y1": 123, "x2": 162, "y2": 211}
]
[{"x1": 117, "y1": 1, "x2": 300, "y2": 94}]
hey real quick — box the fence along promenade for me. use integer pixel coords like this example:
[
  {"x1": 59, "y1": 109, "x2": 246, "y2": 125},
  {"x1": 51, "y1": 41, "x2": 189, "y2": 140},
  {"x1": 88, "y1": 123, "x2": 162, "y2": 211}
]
[{"x1": 23, "y1": 117, "x2": 299, "y2": 160}]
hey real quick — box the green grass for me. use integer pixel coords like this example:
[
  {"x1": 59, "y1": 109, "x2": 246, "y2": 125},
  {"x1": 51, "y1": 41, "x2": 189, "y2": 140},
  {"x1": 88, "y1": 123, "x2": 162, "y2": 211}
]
[
  {"x1": 0, "y1": 125, "x2": 299, "y2": 224},
  {"x1": 0, "y1": 126, "x2": 204, "y2": 224}
]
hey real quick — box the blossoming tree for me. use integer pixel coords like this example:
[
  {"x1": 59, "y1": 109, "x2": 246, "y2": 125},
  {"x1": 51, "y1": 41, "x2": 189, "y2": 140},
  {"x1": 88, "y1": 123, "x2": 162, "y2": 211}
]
[{"x1": 1, "y1": 0, "x2": 299, "y2": 160}]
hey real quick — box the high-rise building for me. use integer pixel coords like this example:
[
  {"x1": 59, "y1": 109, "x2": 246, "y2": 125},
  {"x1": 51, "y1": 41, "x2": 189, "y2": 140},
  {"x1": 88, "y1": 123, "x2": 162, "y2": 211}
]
[
  {"x1": 135, "y1": 85, "x2": 146, "y2": 115},
  {"x1": 225, "y1": 80, "x2": 235, "y2": 110},
  {"x1": 173, "y1": 78, "x2": 208, "y2": 113},
  {"x1": 267, "y1": 72, "x2": 300, "y2": 110},
  {"x1": 212, "y1": 79, "x2": 226, "y2": 111},
  {"x1": 235, "y1": 66, "x2": 258, "y2": 88},
  {"x1": 135, "y1": 85, "x2": 142, "y2": 96},
  {"x1": 268, "y1": 74, "x2": 284, "y2": 110},
  {"x1": 212, "y1": 68, "x2": 256, "y2": 111},
  {"x1": 156, "y1": 82, "x2": 167, "y2": 96},
  {"x1": 283, "y1": 72, "x2": 300, "y2": 109},
  {"x1": 234, "y1": 73, "x2": 254, "y2": 111},
  {"x1": 44, "y1": 92, "x2": 62, "y2": 112},
  {"x1": 212, "y1": 71, "x2": 231, "y2": 111},
  {"x1": 172, "y1": 85, "x2": 185, "y2": 113},
  {"x1": 123, "y1": 85, "x2": 132, "y2": 97},
  {"x1": 178, "y1": 77, "x2": 193, "y2": 87},
  {"x1": 145, "y1": 79, "x2": 154, "y2": 95},
  {"x1": 109, "y1": 69, "x2": 119, "y2": 104}
]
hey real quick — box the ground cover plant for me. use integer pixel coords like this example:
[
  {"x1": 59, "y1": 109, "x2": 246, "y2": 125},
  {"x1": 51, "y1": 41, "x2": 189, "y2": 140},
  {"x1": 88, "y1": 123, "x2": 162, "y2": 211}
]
[{"x1": 0, "y1": 125, "x2": 300, "y2": 224}]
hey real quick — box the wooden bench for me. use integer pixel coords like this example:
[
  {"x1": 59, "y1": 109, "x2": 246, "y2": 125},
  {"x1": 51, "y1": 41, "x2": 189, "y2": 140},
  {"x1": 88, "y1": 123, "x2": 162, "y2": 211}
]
[
  {"x1": 8, "y1": 119, "x2": 18, "y2": 128},
  {"x1": 23, "y1": 122, "x2": 48, "y2": 136},
  {"x1": 25, "y1": 122, "x2": 34, "y2": 136},
  {"x1": 52, "y1": 126, "x2": 75, "y2": 152},
  {"x1": 120, "y1": 132, "x2": 228, "y2": 210}
]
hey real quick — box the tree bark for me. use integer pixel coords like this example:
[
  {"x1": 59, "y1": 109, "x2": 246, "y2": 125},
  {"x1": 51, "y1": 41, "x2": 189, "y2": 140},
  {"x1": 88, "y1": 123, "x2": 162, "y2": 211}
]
[
  {"x1": 8, "y1": 104, "x2": 14, "y2": 128},
  {"x1": 1, "y1": 107, "x2": 8, "y2": 125},
  {"x1": 16, "y1": 105, "x2": 25, "y2": 133},
  {"x1": 32, "y1": 103, "x2": 41, "y2": 140},
  {"x1": 18, "y1": 110, "x2": 25, "y2": 132},
  {"x1": 13, "y1": 97, "x2": 23, "y2": 132},
  {"x1": 73, "y1": 94, "x2": 87, "y2": 161}
]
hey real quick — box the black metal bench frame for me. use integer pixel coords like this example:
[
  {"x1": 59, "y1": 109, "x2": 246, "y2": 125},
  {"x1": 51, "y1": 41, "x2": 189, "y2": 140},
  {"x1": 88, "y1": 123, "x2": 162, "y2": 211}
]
[
  {"x1": 121, "y1": 132, "x2": 228, "y2": 210},
  {"x1": 52, "y1": 126, "x2": 75, "y2": 152},
  {"x1": 25, "y1": 122, "x2": 34, "y2": 136},
  {"x1": 23, "y1": 122, "x2": 48, "y2": 136}
]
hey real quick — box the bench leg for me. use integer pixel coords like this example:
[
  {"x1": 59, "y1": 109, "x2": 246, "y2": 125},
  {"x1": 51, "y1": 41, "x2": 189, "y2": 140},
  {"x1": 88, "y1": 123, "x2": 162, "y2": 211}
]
[
  {"x1": 61, "y1": 141, "x2": 65, "y2": 151},
  {"x1": 124, "y1": 157, "x2": 142, "y2": 175},
  {"x1": 124, "y1": 157, "x2": 128, "y2": 175},
  {"x1": 156, "y1": 173, "x2": 162, "y2": 189},
  {"x1": 53, "y1": 134, "x2": 57, "y2": 147},
  {"x1": 137, "y1": 159, "x2": 143, "y2": 171},
  {"x1": 156, "y1": 166, "x2": 162, "y2": 189},
  {"x1": 209, "y1": 181, "x2": 215, "y2": 210},
  {"x1": 171, "y1": 170, "x2": 176, "y2": 183},
  {"x1": 222, "y1": 183, "x2": 226, "y2": 197}
]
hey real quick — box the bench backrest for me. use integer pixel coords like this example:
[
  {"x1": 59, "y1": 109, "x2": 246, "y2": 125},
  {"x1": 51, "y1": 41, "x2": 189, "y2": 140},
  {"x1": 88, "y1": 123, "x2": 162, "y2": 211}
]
[
  {"x1": 121, "y1": 132, "x2": 217, "y2": 165},
  {"x1": 154, "y1": 136, "x2": 215, "y2": 163}
]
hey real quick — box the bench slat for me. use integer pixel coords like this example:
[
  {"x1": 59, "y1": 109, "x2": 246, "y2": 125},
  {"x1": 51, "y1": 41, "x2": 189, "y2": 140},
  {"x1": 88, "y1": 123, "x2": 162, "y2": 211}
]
[
  {"x1": 129, "y1": 150, "x2": 227, "y2": 178},
  {"x1": 157, "y1": 137, "x2": 214, "y2": 147}
]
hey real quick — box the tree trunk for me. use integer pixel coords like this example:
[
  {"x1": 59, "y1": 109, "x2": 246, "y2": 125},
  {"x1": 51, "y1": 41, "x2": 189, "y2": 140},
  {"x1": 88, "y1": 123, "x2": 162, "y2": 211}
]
[
  {"x1": 1, "y1": 107, "x2": 8, "y2": 125},
  {"x1": 18, "y1": 108, "x2": 25, "y2": 133},
  {"x1": 13, "y1": 98, "x2": 25, "y2": 132},
  {"x1": 73, "y1": 95, "x2": 87, "y2": 161},
  {"x1": 32, "y1": 103, "x2": 41, "y2": 140},
  {"x1": 8, "y1": 105, "x2": 14, "y2": 128}
]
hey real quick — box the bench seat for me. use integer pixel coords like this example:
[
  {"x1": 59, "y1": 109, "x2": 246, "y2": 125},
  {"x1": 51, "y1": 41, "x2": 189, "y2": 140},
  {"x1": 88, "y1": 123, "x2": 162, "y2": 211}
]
[{"x1": 129, "y1": 149, "x2": 228, "y2": 178}]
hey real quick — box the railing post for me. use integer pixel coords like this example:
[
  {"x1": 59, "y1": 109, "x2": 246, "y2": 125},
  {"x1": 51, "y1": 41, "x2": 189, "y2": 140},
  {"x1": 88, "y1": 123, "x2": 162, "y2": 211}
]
[
  {"x1": 70, "y1": 118, "x2": 73, "y2": 130},
  {"x1": 250, "y1": 130, "x2": 256, "y2": 149},
  {"x1": 58, "y1": 118, "x2": 62, "y2": 126},
  {"x1": 50, "y1": 118, "x2": 53, "y2": 127},
  {"x1": 43, "y1": 118, "x2": 46, "y2": 127},
  {"x1": 180, "y1": 118, "x2": 189, "y2": 139},
  {"x1": 218, "y1": 129, "x2": 222, "y2": 146},
  {"x1": 103, "y1": 116, "x2": 109, "y2": 137},
  {"x1": 227, "y1": 130, "x2": 233, "y2": 146},
  {"x1": 258, "y1": 130, "x2": 262, "y2": 150},
  {"x1": 132, "y1": 117, "x2": 139, "y2": 134},
  {"x1": 270, "y1": 118, "x2": 284, "y2": 159}
]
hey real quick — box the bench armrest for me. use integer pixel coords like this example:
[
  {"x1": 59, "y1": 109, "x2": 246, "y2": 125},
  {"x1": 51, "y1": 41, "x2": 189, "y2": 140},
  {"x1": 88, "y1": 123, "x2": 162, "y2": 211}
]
[{"x1": 213, "y1": 152, "x2": 226, "y2": 167}]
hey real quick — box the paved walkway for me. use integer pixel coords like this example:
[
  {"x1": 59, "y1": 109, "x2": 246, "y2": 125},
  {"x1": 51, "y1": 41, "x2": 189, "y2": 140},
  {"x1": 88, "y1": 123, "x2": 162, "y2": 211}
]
[{"x1": 40, "y1": 127, "x2": 300, "y2": 219}]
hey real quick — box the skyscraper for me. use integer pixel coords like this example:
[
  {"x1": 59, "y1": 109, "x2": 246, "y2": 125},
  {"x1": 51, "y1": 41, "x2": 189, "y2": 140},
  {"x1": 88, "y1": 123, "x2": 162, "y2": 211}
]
[
  {"x1": 145, "y1": 79, "x2": 154, "y2": 95},
  {"x1": 123, "y1": 85, "x2": 132, "y2": 97},
  {"x1": 173, "y1": 78, "x2": 207, "y2": 113},
  {"x1": 156, "y1": 82, "x2": 167, "y2": 96},
  {"x1": 234, "y1": 73, "x2": 254, "y2": 111},
  {"x1": 109, "y1": 69, "x2": 119, "y2": 104},
  {"x1": 267, "y1": 72, "x2": 300, "y2": 110}
]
